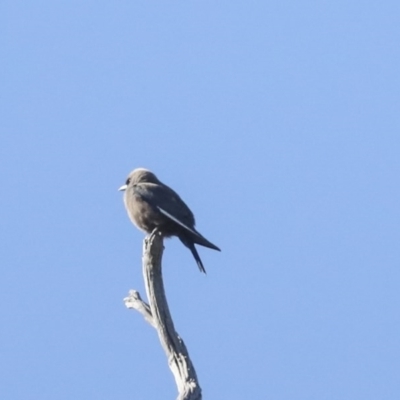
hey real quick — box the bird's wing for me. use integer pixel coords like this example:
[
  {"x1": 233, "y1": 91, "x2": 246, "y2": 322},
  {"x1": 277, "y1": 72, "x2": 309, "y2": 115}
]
[
  {"x1": 134, "y1": 183, "x2": 198, "y2": 235},
  {"x1": 156, "y1": 207, "x2": 199, "y2": 236},
  {"x1": 134, "y1": 182, "x2": 221, "y2": 251}
]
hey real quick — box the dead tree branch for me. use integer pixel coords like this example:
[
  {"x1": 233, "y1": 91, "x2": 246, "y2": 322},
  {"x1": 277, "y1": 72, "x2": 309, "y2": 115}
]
[{"x1": 124, "y1": 231, "x2": 202, "y2": 400}]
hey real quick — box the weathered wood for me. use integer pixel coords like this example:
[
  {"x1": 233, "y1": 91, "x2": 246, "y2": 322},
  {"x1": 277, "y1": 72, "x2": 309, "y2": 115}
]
[{"x1": 124, "y1": 230, "x2": 202, "y2": 400}]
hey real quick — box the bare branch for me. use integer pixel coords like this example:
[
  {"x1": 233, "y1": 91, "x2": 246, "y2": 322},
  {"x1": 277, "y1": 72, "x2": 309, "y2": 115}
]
[
  {"x1": 124, "y1": 231, "x2": 202, "y2": 400},
  {"x1": 124, "y1": 290, "x2": 155, "y2": 328}
]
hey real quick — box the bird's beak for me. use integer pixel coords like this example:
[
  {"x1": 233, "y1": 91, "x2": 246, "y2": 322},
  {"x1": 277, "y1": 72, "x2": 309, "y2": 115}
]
[{"x1": 118, "y1": 184, "x2": 127, "y2": 192}]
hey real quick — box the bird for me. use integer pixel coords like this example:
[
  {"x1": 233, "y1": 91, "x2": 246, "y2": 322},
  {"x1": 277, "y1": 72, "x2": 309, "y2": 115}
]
[{"x1": 119, "y1": 168, "x2": 220, "y2": 273}]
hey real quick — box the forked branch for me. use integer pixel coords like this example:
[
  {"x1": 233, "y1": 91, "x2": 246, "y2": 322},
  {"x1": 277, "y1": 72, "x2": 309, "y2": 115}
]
[{"x1": 124, "y1": 231, "x2": 202, "y2": 400}]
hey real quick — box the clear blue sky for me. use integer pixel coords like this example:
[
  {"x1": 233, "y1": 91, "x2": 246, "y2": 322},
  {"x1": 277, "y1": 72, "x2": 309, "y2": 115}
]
[{"x1": 1, "y1": 2, "x2": 400, "y2": 399}]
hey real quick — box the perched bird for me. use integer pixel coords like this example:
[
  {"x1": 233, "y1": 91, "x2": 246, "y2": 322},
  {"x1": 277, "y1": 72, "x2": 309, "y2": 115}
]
[{"x1": 119, "y1": 168, "x2": 220, "y2": 273}]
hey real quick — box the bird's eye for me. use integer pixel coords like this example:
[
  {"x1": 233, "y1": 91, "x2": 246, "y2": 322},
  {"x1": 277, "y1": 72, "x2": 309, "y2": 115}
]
[{"x1": 126, "y1": 178, "x2": 131, "y2": 185}]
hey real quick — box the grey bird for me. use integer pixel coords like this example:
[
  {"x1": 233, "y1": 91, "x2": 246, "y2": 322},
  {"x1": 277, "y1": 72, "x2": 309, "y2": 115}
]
[{"x1": 119, "y1": 168, "x2": 220, "y2": 273}]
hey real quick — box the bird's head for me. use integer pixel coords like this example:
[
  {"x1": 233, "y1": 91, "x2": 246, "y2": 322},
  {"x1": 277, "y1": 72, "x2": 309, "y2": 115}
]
[{"x1": 118, "y1": 168, "x2": 160, "y2": 191}]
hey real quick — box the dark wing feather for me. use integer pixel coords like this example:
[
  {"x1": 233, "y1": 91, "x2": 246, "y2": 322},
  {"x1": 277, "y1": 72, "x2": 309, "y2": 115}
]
[{"x1": 134, "y1": 183, "x2": 220, "y2": 251}]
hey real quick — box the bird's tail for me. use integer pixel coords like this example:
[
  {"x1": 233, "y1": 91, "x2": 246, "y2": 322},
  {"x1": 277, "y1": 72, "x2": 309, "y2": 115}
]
[{"x1": 179, "y1": 236, "x2": 207, "y2": 273}]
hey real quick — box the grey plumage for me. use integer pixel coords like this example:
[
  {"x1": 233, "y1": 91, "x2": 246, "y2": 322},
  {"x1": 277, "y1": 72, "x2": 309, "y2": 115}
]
[{"x1": 119, "y1": 168, "x2": 220, "y2": 273}]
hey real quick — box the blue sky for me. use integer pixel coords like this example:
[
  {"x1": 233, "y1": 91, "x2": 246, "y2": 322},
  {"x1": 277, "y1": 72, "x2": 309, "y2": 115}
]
[{"x1": 1, "y1": 2, "x2": 400, "y2": 399}]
